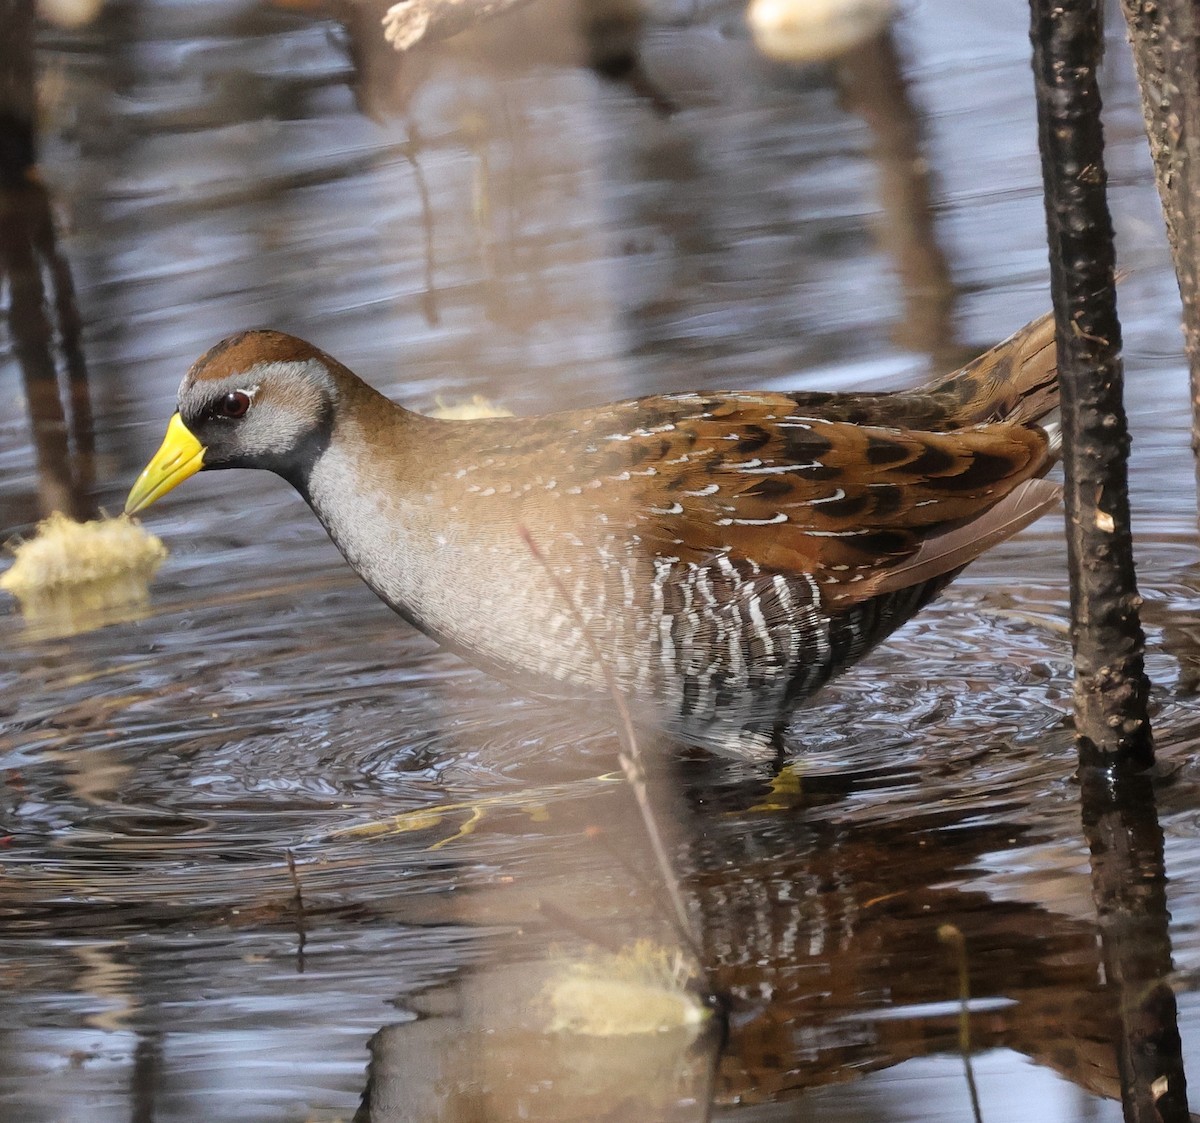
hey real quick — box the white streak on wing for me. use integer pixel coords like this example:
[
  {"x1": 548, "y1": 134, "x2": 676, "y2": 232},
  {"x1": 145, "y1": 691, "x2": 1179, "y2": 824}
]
[
  {"x1": 630, "y1": 423, "x2": 676, "y2": 437},
  {"x1": 739, "y1": 462, "x2": 819, "y2": 475},
  {"x1": 716, "y1": 512, "x2": 789, "y2": 526}
]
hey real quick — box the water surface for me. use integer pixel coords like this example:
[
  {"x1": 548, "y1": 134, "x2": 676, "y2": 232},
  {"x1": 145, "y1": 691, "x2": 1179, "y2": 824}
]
[{"x1": 3, "y1": 0, "x2": 1200, "y2": 1119}]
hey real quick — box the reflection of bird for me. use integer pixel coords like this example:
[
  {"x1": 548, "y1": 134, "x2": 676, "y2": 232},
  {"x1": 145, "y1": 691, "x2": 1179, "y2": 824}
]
[{"x1": 126, "y1": 315, "x2": 1060, "y2": 758}]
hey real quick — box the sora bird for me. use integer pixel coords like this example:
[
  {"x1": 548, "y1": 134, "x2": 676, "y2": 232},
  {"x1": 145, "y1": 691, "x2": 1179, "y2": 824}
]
[{"x1": 125, "y1": 314, "x2": 1061, "y2": 759}]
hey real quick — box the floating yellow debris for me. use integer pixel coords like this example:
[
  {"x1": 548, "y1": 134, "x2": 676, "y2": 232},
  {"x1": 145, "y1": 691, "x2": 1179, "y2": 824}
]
[
  {"x1": 543, "y1": 940, "x2": 710, "y2": 1037},
  {"x1": 37, "y1": 0, "x2": 106, "y2": 30},
  {"x1": 748, "y1": 0, "x2": 895, "y2": 63},
  {"x1": 427, "y1": 394, "x2": 513, "y2": 421},
  {"x1": 0, "y1": 512, "x2": 167, "y2": 636}
]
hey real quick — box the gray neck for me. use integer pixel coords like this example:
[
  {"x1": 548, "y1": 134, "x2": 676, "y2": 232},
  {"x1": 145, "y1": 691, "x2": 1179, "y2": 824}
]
[
  {"x1": 299, "y1": 413, "x2": 438, "y2": 621},
  {"x1": 290, "y1": 396, "x2": 602, "y2": 693}
]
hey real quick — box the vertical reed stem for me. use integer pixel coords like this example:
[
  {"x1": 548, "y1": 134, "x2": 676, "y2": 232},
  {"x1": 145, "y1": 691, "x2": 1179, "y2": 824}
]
[
  {"x1": 1118, "y1": 0, "x2": 1200, "y2": 497},
  {"x1": 1029, "y1": 0, "x2": 1153, "y2": 767},
  {"x1": 1030, "y1": 12, "x2": 1187, "y2": 1120}
]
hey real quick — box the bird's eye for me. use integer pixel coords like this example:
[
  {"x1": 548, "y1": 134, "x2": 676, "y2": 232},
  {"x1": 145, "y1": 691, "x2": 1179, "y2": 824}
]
[{"x1": 218, "y1": 391, "x2": 250, "y2": 419}]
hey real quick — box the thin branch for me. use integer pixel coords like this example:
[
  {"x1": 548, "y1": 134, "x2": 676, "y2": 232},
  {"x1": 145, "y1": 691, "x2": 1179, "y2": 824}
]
[
  {"x1": 938, "y1": 924, "x2": 984, "y2": 1123},
  {"x1": 286, "y1": 848, "x2": 308, "y2": 972}
]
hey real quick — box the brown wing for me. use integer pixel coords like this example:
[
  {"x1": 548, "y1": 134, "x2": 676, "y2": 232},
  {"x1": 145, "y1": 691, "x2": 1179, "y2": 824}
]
[
  {"x1": 436, "y1": 378, "x2": 1058, "y2": 609},
  {"x1": 594, "y1": 401, "x2": 1056, "y2": 606}
]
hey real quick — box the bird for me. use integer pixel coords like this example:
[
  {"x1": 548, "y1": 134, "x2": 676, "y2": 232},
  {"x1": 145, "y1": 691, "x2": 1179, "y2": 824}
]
[{"x1": 125, "y1": 314, "x2": 1061, "y2": 760}]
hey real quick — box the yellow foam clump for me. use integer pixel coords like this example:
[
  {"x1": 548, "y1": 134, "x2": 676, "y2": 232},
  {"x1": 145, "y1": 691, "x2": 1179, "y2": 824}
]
[
  {"x1": 427, "y1": 394, "x2": 513, "y2": 420},
  {"x1": 543, "y1": 940, "x2": 710, "y2": 1037},
  {"x1": 1, "y1": 513, "x2": 167, "y2": 634},
  {"x1": 748, "y1": 0, "x2": 894, "y2": 63}
]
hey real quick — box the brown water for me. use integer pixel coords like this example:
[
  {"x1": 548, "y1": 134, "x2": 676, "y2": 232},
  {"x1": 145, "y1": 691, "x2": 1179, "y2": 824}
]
[{"x1": 4, "y1": 1, "x2": 1200, "y2": 1120}]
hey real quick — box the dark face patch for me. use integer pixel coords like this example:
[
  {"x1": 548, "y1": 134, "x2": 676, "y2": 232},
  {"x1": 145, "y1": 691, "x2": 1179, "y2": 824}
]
[{"x1": 178, "y1": 351, "x2": 337, "y2": 483}]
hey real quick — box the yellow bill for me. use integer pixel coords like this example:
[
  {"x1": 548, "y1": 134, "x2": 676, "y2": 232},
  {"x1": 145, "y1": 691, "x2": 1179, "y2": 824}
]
[{"x1": 125, "y1": 413, "x2": 206, "y2": 515}]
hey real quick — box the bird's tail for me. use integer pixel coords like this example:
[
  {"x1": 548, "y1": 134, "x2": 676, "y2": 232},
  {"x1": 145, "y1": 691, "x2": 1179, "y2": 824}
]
[{"x1": 929, "y1": 311, "x2": 1059, "y2": 429}]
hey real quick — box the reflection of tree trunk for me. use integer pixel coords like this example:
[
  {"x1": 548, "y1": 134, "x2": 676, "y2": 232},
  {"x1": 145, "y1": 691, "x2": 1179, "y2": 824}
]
[
  {"x1": 0, "y1": 3, "x2": 36, "y2": 145},
  {"x1": 130, "y1": 1029, "x2": 163, "y2": 1123},
  {"x1": 3, "y1": 181, "x2": 95, "y2": 519},
  {"x1": 0, "y1": 0, "x2": 95, "y2": 521},
  {"x1": 836, "y1": 28, "x2": 962, "y2": 372},
  {"x1": 1079, "y1": 766, "x2": 1189, "y2": 1122},
  {"x1": 577, "y1": 0, "x2": 676, "y2": 116}
]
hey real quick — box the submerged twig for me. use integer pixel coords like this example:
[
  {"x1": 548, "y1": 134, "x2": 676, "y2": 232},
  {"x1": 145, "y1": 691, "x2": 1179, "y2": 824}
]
[
  {"x1": 938, "y1": 923, "x2": 984, "y2": 1123},
  {"x1": 401, "y1": 130, "x2": 441, "y2": 328},
  {"x1": 518, "y1": 526, "x2": 700, "y2": 957},
  {"x1": 285, "y1": 849, "x2": 308, "y2": 972}
]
